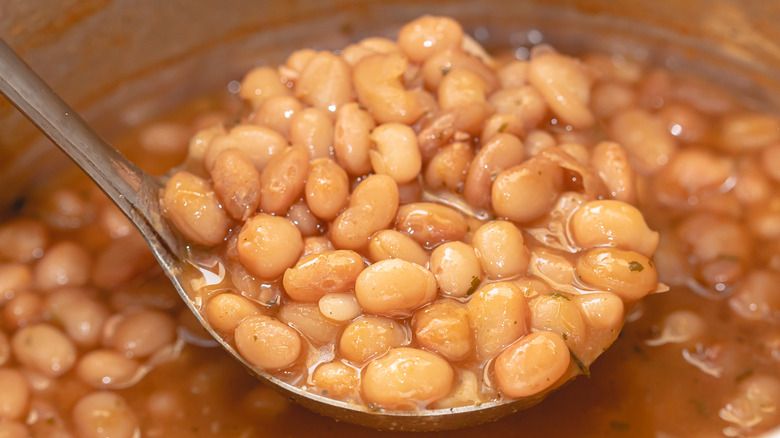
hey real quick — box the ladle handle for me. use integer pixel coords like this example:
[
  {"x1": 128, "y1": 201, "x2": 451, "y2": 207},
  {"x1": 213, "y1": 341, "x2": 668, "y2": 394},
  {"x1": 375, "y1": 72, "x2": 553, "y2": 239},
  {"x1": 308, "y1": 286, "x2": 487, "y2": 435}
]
[{"x1": 0, "y1": 37, "x2": 180, "y2": 260}]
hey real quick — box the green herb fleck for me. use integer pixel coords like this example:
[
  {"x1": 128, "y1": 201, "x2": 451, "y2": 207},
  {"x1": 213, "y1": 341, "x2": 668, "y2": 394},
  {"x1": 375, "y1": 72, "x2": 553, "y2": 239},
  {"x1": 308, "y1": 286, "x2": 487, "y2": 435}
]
[
  {"x1": 628, "y1": 261, "x2": 644, "y2": 272},
  {"x1": 647, "y1": 259, "x2": 655, "y2": 268},
  {"x1": 736, "y1": 368, "x2": 754, "y2": 382},
  {"x1": 562, "y1": 333, "x2": 569, "y2": 340},
  {"x1": 550, "y1": 292, "x2": 571, "y2": 301},
  {"x1": 497, "y1": 122, "x2": 509, "y2": 133},
  {"x1": 358, "y1": 105, "x2": 367, "y2": 111},
  {"x1": 467, "y1": 276, "x2": 481, "y2": 295},
  {"x1": 491, "y1": 214, "x2": 498, "y2": 220},
  {"x1": 440, "y1": 66, "x2": 451, "y2": 76},
  {"x1": 322, "y1": 390, "x2": 329, "y2": 395},
  {"x1": 717, "y1": 253, "x2": 740, "y2": 262},
  {"x1": 609, "y1": 421, "x2": 630, "y2": 432},
  {"x1": 570, "y1": 349, "x2": 590, "y2": 378}
]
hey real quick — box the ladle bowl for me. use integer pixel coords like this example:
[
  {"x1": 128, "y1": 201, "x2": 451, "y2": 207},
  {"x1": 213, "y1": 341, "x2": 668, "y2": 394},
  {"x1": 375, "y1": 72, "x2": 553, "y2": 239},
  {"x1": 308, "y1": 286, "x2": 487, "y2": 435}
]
[{"x1": 0, "y1": 36, "x2": 562, "y2": 432}]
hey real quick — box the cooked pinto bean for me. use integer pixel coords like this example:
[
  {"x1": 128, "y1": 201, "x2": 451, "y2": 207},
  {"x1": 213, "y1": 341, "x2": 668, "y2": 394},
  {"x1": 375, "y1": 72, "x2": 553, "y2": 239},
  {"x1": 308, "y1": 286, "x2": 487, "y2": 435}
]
[{"x1": 395, "y1": 202, "x2": 468, "y2": 248}]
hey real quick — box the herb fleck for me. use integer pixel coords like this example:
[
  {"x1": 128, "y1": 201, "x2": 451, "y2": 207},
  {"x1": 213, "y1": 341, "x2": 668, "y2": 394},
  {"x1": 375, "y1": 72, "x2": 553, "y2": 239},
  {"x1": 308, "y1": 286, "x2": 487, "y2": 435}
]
[
  {"x1": 628, "y1": 261, "x2": 644, "y2": 272},
  {"x1": 562, "y1": 333, "x2": 569, "y2": 340},
  {"x1": 440, "y1": 66, "x2": 451, "y2": 76},
  {"x1": 609, "y1": 421, "x2": 630, "y2": 431},
  {"x1": 467, "y1": 276, "x2": 481, "y2": 295},
  {"x1": 570, "y1": 349, "x2": 590, "y2": 378},
  {"x1": 736, "y1": 368, "x2": 754, "y2": 382},
  {"x1": 550, "y1": 292, "x2": 571, "y2": 301},
  {"x1": 340, "y1": 22, "x2": 354, "y2": 35},
  {"x1": 692, "y1": 398, "x2": 708, "y2": 416},
  {"x1": 497, "y1": 122, "x2": 509, "y2": 133},
  {"x1": 253, "y1": 335, "x2": 258, "y2": 341}
]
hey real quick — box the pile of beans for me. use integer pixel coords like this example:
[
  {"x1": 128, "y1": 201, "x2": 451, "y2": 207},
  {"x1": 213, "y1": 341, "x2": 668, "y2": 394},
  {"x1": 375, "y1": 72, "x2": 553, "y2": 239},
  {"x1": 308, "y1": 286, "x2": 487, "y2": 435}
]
[
  {"x1": 161, "y1": 15, "x2": 662, "y2": 410},
  {"x1": 1, "y1": 14, "x2": 779, "y2": 437}
]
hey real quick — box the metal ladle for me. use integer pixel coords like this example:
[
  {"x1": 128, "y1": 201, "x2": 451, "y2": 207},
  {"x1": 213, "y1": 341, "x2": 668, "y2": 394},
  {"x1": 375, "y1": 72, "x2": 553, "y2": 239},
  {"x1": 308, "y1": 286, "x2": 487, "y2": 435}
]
[{"x1": 0, "y1": 37, "x2": 559, "y2": 431}]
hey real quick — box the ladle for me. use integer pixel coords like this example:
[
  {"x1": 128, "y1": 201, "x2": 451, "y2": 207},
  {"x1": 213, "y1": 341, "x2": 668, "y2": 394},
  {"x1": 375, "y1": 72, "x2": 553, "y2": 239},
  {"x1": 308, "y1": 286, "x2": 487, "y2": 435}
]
[{"x1": 0, "y1": 37, "x2": 553, "y2": 431}]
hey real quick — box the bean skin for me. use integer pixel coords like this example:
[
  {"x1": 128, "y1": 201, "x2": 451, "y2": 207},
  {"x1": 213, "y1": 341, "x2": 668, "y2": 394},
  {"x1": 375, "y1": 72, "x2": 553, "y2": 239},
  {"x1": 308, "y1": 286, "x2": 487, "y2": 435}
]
[
  {"x1": 333, "y1": 103, "x2": 375, "y2": 176},
  {"x1": 305, "y1": 158, "x2": 350, "y2": 221},
  {"x1": 234, "y1": 315, "x2": 302, "y2": 370},
  {"x1": 471, "y1": 220, "x2": 530, "y2": 279},
  {"x1": 608, "y1": 108, "x2": 677, "y2": 175},
  {"x1": 295, "y1": 51, "x2": 354, "y2": 114},
  {"x1": 429, "y1": 241, "x2": 482, "y2": 297},
  {"x1": 463, "y1": 133, "x2": 526, "y2": 209},
  {"x1": 413, "y1": 299, "x2": 473, "y2": 361},
  {"x1": 240, "y1": 66, "x2": 292, "y2": 108},
  {"x1": 395, "y1": 202, "x2": 468, "y2": 248},
  {"x1": 353, "y1": 53, "x2": 424, "y2": 125},
  {"x1": 312, "y1": 361, "x2": 359, "y2": 398},
  {"x1": 205, "y1": 293, "x2": 262, "y2": 334},
  {"x1": 289, "y1": 107, "x2": 335, "y2": 159},
  {"x1": 283, "y1": 250, "x2": 365, "y2": 302},
  {"x1": 467, "y1": 282, "x2": 529, "y2": 359},
  {"x1": 237, "y1": 214, "x2": 304, "y2": 280},
  {"x1": 259, "y1": 145, "x2": 310, "y2": 215},
  {"x1": 398, "y1": 15, "x2": 463, "y2": 63},
  {"x1": 369, "y1": 123, "x2": 422, "y2": 184},
  {"x1": 278, "y1": 302, "x2": 341, "y2": 346},
  {"x1": 367, "y1": 230, "x2": 429, "y2": 267},
  {"x1": 494, "y1": 331, "x2": 571, "y2": 398},
  {"x1": 424, "y1": 142, "x2": 474, "y2": 192},
  {"x1": 0, "y1": 368, "x2": 29, "y2": 420},
  {"x1": 570, "y1": 199, "x2": 659, "y2": 258},
  {"x1": 12, "y1": 323, "x2": 76, "y2": 377},
  {"x1": 362, "y1": 347, "x2": 454, "y2": 409},
  {"x1": 211, "y1": 148, "x2": 262, "y2": 221},
  {"x1": 576, "y1": 248, "x2": 658, "y2": 301},
  {"x1": 162, "y1": 171, "x2": 230, "y2": 247},
  {"x1": 329, "y1": 175, "x2": 399, "y2": 250},
  {"x1": 590, "y1": 141, "x2": 637, "y2": 204},
  {"x1": 72, "y1": 392, "x2": 138, "y2": 438},
  {"x1": 355, "y1": 259, "x2": 437, "y2": 317},
  {"x1": 204, "y1": 124, "x2": 287, "y2": 174},
  {"x1": 491, "y1": 157, "x2": 563, "y2": 223},
  {"x1": 338, "y1": 315, "x2": 407, "y2": 363},
  {"x1": 528, "y1": 51, "x2": 595, "y2": 129}
]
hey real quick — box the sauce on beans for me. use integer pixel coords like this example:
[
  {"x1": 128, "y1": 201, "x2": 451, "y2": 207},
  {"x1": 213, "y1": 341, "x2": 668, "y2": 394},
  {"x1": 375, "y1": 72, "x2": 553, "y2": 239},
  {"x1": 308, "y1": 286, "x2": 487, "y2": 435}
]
[{"x1": 1, "y1": 14, "x2": 779, "y2": 438}]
